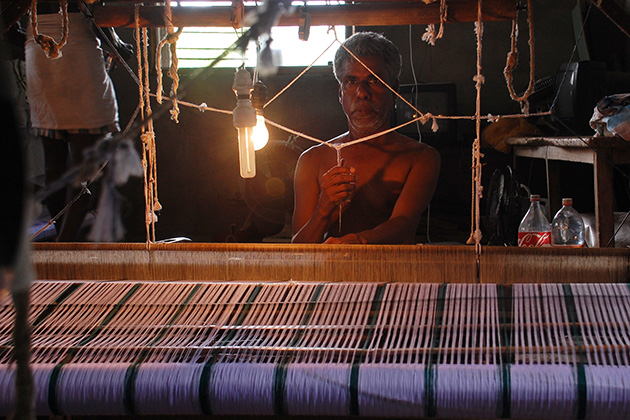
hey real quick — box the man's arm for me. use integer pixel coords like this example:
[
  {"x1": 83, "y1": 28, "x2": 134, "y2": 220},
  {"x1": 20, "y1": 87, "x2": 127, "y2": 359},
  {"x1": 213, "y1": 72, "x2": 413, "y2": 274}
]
[
  {"x1": 325, "y1": 146, "x2": 440, "y2": 244},
  {"x1": 292, "y1": 150, "x2": 356, "y2": 243}
]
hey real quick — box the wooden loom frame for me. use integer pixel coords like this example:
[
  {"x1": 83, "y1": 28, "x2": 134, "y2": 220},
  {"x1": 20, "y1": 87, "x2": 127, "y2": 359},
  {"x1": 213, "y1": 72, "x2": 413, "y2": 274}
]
[{"x1": 32, "y1": 243, "x2": 630, "y2": 284}]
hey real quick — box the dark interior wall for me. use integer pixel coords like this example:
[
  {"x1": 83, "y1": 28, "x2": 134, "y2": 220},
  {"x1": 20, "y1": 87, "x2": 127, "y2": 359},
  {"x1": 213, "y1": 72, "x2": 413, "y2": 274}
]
[{"x1": 110, "y1": 0, "x2": 595, "y2": 243}]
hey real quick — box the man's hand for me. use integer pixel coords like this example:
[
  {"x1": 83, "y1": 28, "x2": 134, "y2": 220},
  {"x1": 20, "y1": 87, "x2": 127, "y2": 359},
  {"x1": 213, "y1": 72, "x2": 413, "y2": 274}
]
[
  {"x1": 324, "y1": 233, "x2": 367, "y2": 244},
  {"x1": 317, "y1": 160, "x2": 356, "y2": 217}
]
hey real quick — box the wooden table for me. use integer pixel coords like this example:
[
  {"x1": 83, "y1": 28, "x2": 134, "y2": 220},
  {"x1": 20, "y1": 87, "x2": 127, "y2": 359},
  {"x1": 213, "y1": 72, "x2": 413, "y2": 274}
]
[{"x1": 505, "y1": 136, "x2": 630, "y2": 247}]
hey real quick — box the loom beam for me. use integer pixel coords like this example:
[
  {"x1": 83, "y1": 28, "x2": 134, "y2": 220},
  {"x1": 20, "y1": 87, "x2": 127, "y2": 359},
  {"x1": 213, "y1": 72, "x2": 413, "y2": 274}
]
[
  {"x1": 91, "y1": 0, "x2": 516, "y2": 28},
  {"x1": 31, "y1": 243, "x2": 630, "y2": 284}
]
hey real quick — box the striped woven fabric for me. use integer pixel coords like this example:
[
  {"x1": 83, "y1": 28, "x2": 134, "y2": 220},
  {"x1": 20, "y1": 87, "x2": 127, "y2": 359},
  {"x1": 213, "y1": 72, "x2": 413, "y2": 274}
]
[{"x1": 1, "y1": 281, "x2": 629, "y2": 418}]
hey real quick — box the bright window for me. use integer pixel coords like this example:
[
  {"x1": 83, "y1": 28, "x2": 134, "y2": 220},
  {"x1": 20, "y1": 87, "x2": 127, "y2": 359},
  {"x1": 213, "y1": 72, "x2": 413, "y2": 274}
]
[{"x1": 173, "y1": 2, "x2": 345, "y2": 68}]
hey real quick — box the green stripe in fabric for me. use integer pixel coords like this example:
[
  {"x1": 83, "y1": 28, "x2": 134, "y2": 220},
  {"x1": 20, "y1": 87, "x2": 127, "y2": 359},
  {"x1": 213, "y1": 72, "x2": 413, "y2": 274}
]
[
  {"x1": 425, "y1": 283, "x2": 447, "y2": 418},
  {"x1": 49, "y1": 283, "x2": 142, "y2": 416},
  {"x1": 562, "y1": 284, "x2": 583, "y2": 348},
  {"x1": 123, "y1": 283, "x2": 203, "y2": 415},
  {"x1": 0, "y1": 282, "x2": 82, "y2": 361},
  {"x1": 349, "y1": 283, "x2": 386, "y2": 416},
  {"x1": 199, "y1": 358, "x2": 215, "y2": 415},
  {"x1": 497, "y1": 285, "x2": 511, "y2": 419},
  {"x1": 273, "y1": 361, "x2": 289, "y2": 416},
  {"x1": 47, "y1": 364, "x2": 64, "y2": 416},
  {"x1": 273, "y1": 283, "x2": 325, "y2": 416},
  {"x1": 32, "y1": 282, "x2": 82, "y2": 328},
  {"x1": 289, "y1": 284, "x2": 325, "y2": 348},
  {"x1": 562, "y1": 284, "x2": 587, "y2": 420},
  {"x1": 196, "y1": 284, "x2": 264, "y2": 416},
  {"x1": 73, "y1": 283, "x2": 143, "y2": 352},
  {"x1": 123, "y1": 363, "x2": 140, "y2": 415},
  {"x1": 135, "y1": 283, "x2": 203, "y2": 362},
  {"x1": 576, "y1": 363, "x2": 587, "y2": 420},
  {"x1": 218, "y1": 284, "x2": 263, "y2": 347},
  {"x1": 501, "y1": 364, "x2": 511, "y2": 419}
]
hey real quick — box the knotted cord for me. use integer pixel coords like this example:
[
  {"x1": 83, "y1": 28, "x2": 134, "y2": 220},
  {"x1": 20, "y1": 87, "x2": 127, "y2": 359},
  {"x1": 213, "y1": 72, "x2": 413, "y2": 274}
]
[
  {"x1": 503, "y1": 0, "x2": 536, "y2": 114},
  {"x1": 466, "y1": 0, "x2": 484, "y2": 265},
  {"x1": 155, "y1": 0, "x2": 183, "y2": 122},
  {"x1": 30, "y1": 0, "x2": 69, "y2": 59},
  {"x1": 421, "y1": 0, "x2": 447, "y2": 45},
  {"x1": 135, "y1": 5, "x2": 161, "y2": 245}
]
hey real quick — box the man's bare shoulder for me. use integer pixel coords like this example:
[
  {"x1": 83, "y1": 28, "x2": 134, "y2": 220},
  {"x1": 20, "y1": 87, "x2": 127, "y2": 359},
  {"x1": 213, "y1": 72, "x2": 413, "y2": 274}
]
[{"x1": 299, "y1": 135, "x2": 344, "y2": 166}]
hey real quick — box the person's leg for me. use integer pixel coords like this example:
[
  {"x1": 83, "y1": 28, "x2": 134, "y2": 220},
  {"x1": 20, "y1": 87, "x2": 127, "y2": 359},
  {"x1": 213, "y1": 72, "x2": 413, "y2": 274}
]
[{"x1": 55, "y1": 133, "x2": 102, "y2": 241}]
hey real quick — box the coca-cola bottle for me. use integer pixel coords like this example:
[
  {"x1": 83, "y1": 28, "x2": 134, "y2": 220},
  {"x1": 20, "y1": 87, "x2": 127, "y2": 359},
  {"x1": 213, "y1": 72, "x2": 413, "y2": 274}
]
[
  {"x1": 551, "y1": 198, "x2": 585, "y2": 247},
  {"x1": 518, "y1": 194, "x2": 551, "y2": 247}
]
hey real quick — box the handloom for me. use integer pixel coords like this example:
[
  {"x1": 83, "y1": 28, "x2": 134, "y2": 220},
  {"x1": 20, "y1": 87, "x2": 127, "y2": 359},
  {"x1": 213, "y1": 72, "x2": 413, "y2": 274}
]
[{"x1": 2, "y1": 243, "x2": 630, "y2": 419}]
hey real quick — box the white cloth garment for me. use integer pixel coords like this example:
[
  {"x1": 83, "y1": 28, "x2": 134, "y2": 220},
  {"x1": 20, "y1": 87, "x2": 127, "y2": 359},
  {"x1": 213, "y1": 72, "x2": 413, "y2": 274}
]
[{"x1": 25, "y1": 12, "x2": 119, "y2": 131}]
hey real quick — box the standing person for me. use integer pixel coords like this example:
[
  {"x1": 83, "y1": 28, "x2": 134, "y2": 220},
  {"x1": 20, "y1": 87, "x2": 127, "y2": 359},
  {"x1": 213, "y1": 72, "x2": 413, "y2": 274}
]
[
  {"x1": 25, "y1": 0, "x2": 130, "y2": 241},
  {"x1": 292, "y1": 32, "x2": 440, "y2": 244}
]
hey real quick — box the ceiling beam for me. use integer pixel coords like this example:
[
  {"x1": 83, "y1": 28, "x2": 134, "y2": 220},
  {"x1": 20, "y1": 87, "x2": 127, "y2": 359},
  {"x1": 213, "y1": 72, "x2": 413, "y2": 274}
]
[{"x1": 93, "y1": 0, "x2": 516, "y2": 28}]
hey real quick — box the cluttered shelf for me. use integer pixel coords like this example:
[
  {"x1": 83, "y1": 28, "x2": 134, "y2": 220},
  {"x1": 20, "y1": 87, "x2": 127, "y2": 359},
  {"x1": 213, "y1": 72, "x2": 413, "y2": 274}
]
[{"x1": 505, "y1": 135, "x2": 630, "y2": 247}]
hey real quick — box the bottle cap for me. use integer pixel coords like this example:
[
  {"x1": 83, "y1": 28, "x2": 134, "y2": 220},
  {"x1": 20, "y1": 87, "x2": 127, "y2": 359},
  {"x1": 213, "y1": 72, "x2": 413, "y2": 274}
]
[
  {"x1": 530, "y1": 194, "x2": 540, "y2": 201},
  {"x1": 562, "y1": 198, "x2": 573, "y2": 206}
]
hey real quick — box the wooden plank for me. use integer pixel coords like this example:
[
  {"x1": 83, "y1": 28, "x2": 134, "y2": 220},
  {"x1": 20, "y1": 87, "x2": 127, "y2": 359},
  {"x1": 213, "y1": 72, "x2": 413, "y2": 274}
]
[
  {"x1": 512, "y1": 145, "x2": 596, "y2": 164},
  {"x1": 93, "y1": 0, "x2": 515, "y2": 28}
]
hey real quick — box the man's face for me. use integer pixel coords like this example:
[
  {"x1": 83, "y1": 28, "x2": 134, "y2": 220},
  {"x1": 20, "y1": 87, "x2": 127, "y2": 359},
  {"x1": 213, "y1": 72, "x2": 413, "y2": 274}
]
[{"x1": 338, "y1": 55, "x2": 396, "y2": 138}]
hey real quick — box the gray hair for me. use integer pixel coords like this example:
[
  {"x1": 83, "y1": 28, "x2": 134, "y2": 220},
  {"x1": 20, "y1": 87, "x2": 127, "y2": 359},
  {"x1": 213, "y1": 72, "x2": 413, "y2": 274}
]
[{"x1": 333, "y1": 32, "x2": 402, "y2": 84}]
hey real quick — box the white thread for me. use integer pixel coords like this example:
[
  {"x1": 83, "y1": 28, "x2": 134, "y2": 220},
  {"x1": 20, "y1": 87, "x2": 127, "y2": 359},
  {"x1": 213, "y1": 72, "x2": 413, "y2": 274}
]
[
  {"x1": 511, "y1": 364, "x2": 576, "y2": 419},
  {"x1": 285, "y1": 362, "x2": 349, "y2": 416},
  {"x1": 57, "y1": 363, "x2": 128, "y2": 416},
  {"x1": 585, "y1": 365, "x2": 630, "y2": 419},
  {"x1": 210, "y1": 362, "x2": 275, "y2": 416},
  {"x1": 4, "y1": 281, "x2": 630, "y2": 418},
  {"x1": 436, "y1": 364, "x2": 500, "y2": 418},
  {"x1": 0, "y1": 365, "x2": 16, "y2": 415},
  {"x1": 31, "y1": 363, "x2": 56, "y2": 416},
  {"x1": 358, "y1": 363, "x2": 425, "y2": 417},
  {"x1": 135, "y1": 363, "x2": 203, "y2": 415}
]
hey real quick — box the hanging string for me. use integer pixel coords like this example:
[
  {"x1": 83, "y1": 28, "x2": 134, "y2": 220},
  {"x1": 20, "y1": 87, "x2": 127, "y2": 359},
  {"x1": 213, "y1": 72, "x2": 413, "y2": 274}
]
[
  {"x1": 503, "y1": 0, "x2": 536, "y2": 114},
  {"x1": 155, "y1": 0, "x2": 183, "y2": 122},
  {"x1": 30, "y1": 0, "x2": 69, "y2": 59},
  {"x1": 466, "y1": 0, "x2": 484, "y2": 267},
  {"x1": 421, "y1": 0, "x2": 447, "y2": 45},
  {"x1": 135, "y1": 5, "x2": 161, "y2": 245}
]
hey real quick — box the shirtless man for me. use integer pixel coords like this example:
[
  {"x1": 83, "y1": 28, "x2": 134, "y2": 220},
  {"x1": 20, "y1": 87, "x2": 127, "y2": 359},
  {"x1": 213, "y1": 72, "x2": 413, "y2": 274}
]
[{"x1": 292, "y1": 32, "x2": 441, "y2": 244}]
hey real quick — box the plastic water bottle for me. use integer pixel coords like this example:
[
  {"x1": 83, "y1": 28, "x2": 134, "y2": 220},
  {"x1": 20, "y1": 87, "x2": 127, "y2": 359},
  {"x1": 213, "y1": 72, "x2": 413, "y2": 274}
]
[
  {"x1": 518, "y1": 194, "x2": 551, "y2": 247},
  {"x1": 551, "y1": 198, "x2": 585, "y2": 247}
]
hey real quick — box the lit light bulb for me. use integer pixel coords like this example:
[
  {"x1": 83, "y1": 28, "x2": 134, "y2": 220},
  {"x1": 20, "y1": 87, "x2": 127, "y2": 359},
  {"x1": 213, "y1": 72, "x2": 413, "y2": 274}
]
[
  {"x1": 252, "y1": 110, "x2": 269, "y2": 151},
  {"x1": 250, "y1": 80, "x2": 269, "y2": 151},
  {"x1": 233, "y1": 67, "x2": 257, "y2": 178}
]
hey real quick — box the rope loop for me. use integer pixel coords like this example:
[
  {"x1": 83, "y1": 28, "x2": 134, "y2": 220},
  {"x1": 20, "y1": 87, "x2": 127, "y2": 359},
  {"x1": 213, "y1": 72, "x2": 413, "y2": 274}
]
[
  {"x1": 503, "y1": 0, "x2": 536, "y2": 114},
  {"x1": 31, "y1": 0, "x2": 69, "y2": 59},
  {"x1": 422, "y1": 0, "x2": 447, "y2": 45}
]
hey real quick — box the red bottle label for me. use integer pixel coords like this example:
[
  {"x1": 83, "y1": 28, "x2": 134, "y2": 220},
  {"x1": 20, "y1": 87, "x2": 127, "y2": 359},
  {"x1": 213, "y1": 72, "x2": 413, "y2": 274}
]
[{"x1": 518, "y1": 231, "x2": 551, "y2": 247}]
